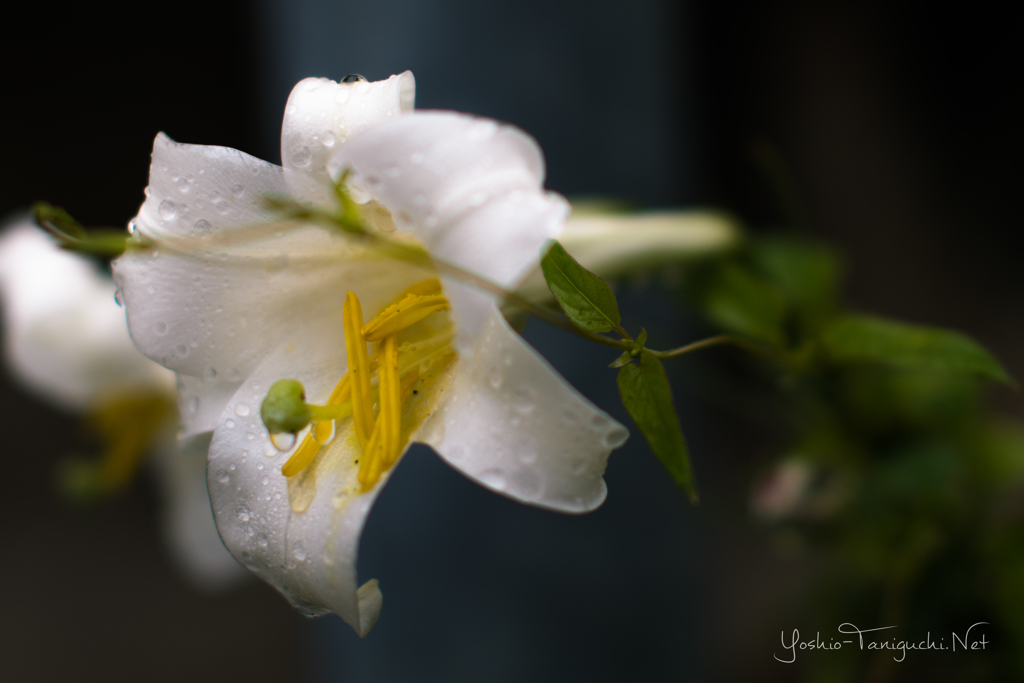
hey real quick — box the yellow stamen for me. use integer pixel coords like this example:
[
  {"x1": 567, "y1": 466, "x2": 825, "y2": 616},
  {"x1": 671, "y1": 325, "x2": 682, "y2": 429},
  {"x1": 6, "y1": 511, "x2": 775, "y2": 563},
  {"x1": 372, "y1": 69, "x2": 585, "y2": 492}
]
[
  {"x1": 378, "y1": 335, "x2": 401, "y2": 469},
  {"x1": 280, "y1": 281, "x2": 451, "y2": 485},
  {"x1": 281, "y1": 432, "x2": 321, "y2": 478},
  {"x1": 362, "y1": 295, "x2": 450, "y2": 342},
  {"x1": 343, "y1": 291, "x2": 375, "y2": 450}
]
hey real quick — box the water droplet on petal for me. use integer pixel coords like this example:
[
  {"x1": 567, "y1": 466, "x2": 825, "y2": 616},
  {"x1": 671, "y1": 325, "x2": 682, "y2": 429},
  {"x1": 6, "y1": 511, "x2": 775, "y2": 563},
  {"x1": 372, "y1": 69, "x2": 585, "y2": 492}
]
[
  {"x1": 291, "y1": 146, "x2": 312, "y2": 168},
  {"x1": 230, "y1": 184, "x2": 245, "y2": 197},
  {"x1": 512, "y1": 387, "x2": 535, "y2": 415},
  {"x1": 292, "y1": 544, "x2": 307, "y2": 561},
  {"x1": 158, "y1": 200, "x2": 177, "y2": 220},
  {"x1": 261, "y1": 475, "x2": 270, "y2": 486},
  {"x1": 176, "y1": 177, "x2": 190, "y2": 193},
  {"x1": 270, "y1": 432, "x2": 297, "y2": 451},
  {"x1": 341, "y1": 74, "x2": 365, "y2": 83},
  {"x1": 176, "y1": 344, "x2": 188, "y2": 357},
  {"x1": 225, "y1": 419, "x2": 236, "y2": 429},
  {"x1": 236, "y1": 507, "x2": 250, "y2": 522},
  {"x1": 257, "y1": 533, "x2": 268, "y2": 547},
  {"x1": 215, "y1": 469, "x2": 229, "y2": 483},
  {"x1": 322, "y1": 131, "x2": 336, "y2": 147},
  {"x1": 604, "y1": 428, "x2": 628, "y2": 448},
  {"x1": 204, "y1": 367, "x2": 218, "y2": 381},
  {"x1": 235, "y1": 403, "x2": 251, "y2": 417},
  {"x1": 113, "y1": 288, "x2": 124, "y2": 307},
  {"x1": 193, "y1": 219, "x2": 211, "y2": 233},
  {"x1": 153, "y1": 321, "x2": 168, "y2": 335},
  {"x1": 478, "y1": 469, "x2": 507, "y2": 491},
  {"x1": 187, "y1": 396, "x2": 199, "y2": 413},
  {"x1": 488, "y1": 368, "x2": 504, "y2": 389}
]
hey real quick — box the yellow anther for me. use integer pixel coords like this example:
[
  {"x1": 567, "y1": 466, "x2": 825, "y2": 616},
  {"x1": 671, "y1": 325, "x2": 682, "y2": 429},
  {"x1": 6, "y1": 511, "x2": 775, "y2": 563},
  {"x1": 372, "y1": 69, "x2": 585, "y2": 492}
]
[
  {"x1": 399, "y1": 278, "x2": 442, "y2": 299},
  {"x1": 343, "y1": 291, "x2": 375, "y2": 450},
  {"x1": 281, "y1": 432, "x2": 321, "y2": 478},
  {"x1": 378, "y1": 335, "x2": 401, "y2": 469},
  {"x1": 312, "y1": 419, "x2": 336, "y2": 444},
  {"x1": 362, "y1": 295, "x2": 450, "y2": 342}
]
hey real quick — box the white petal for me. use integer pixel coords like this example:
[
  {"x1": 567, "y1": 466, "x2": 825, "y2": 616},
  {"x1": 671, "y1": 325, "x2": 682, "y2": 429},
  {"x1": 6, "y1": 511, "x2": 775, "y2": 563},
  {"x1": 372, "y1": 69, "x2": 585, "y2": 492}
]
[
  {"x1": 420, "y1": 306, "x2": 628, "y2": 513},
  {"x1": 129, "y1": 132, "x2": 317, "y2": 242},
  {"x1": 206, "y1": 313, "x2": 393, "y2": 635},
  {"x1": 516, "y1": 209, "x2": 742, "y2": 301},
  {"x1": 113, "y1": 134, "x2": 412, "y2": 436},
  {"x1": 0, "y1": 220, "x2": 173, "y2": 410},
  {"x1": 281, "y1": 72, "x2": 415, "y2": 199},
  {"x1": 151, "y1": 432, "x2": 248, "y2": 591},
  {"x1": 331, "y1": 112, "x2": 568, "y2": 341}
]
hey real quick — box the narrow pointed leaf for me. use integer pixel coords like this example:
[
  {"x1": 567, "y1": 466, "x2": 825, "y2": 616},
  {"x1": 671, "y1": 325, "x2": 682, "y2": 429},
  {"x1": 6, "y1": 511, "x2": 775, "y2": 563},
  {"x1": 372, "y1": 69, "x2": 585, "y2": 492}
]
[
  {"x1": 617, "y1": 351, "x2": 698, "y2": 503},
  {"x1": 541, "y1": 240, "x2": 621, "y2": 333},
  {"x1": 821, "y1": 314, "x2": 1010, "y2": 383}
]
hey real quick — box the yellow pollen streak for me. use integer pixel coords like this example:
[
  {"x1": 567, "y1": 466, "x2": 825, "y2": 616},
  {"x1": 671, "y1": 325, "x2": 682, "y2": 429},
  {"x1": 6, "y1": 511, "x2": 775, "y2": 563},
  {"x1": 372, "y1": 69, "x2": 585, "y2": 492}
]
[
  {"x1": 343, "y1": 291, "x2": 375, "y2": 450},
  {"x1": 362, "y1": 295, "x2": 450, "y2": 342}
]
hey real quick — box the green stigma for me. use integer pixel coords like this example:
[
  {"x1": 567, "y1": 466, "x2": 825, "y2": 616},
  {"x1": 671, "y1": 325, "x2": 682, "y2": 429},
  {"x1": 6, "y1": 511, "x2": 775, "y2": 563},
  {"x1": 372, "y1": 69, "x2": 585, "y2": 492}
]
[{"x1": 261, "y1": 379, "x2": 312, "y2": 434}]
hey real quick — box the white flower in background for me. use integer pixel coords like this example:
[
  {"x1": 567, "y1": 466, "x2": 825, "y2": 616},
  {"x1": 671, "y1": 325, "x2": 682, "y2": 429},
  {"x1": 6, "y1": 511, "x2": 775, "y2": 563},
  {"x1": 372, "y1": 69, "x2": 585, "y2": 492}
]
[
  {"x1": 0, "y1": 218, "x2": 246, "y2": 590},
  {"x1": 113, "y1": 72, "x2": 640, "y2": 636}
]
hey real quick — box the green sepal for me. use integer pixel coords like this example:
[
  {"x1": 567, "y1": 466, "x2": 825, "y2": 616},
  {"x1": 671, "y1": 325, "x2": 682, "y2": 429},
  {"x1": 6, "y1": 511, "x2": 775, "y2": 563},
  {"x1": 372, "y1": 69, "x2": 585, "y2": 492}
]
[
  {"x1": 617, "y1": 351, "x2": 699, "y2": 503},
  {"x1": 820, "y1": 314, "x2": 1011, "y2": 383},
  {"x1": 32, "y1": 202, "x2": 129, "y2": 257},
  {"x1": 32, "y1": 201, "x2": 87, "y2": 240},
  {"x1": 541, "y1": 240, "x2": 622, "y2": 333},
  {"x1": 261, "y1": 379, "x2": 312, "y2": 434}
]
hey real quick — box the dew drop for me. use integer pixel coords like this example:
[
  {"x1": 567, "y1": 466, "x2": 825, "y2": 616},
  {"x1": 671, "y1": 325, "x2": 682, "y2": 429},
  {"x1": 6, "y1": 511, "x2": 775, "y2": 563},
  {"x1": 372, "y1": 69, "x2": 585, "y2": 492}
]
[
  {"x1": 204, "y1": 367, "x2": 218, "y2": 380},
  {"x1": 257, "y1": 533, "x2": 268, "y2": 547},
  {"x1": 230, "y1": 184, "x2": 245, "y2": 197},
  {"x1": 214, "y1": 200, "x2": 229, "y2": 214},
  {"x1": 488, "y1": 367, "x2": 504, "y2": 390},
  {"x1": 158, "y1": 200, "x2": 177, "y2": 220},
  {"x1": 291, "y1": 146, "x2": 312, "y2": 168},
  {"x1": 512, "y1": 387, "x2": 535, "y2": 415},
  {"x1": 236, "y1": 507, "x2": 250, "y2": 522},
  {"x1": 153, "y1": 322, "x2": 168, "y2": 337},
  {"x1": 176, "y1": 344, "x2": 188, "y2": 356},
  {"x1": 322, "y1": 131, "x2": 336, "y2": 147},
  {"x1": 478, "y1": 469, "x2": 507, "y2": 491},
  {"x1": 341, "y1": 74, "x2": 365, "y2": 83},
  {"x1": 113, "y1": 288, "x2": 124, "y2": 307},
  {"x1": 215, "y1": 469, "x2": 230, "y2": 483},
  {"x1": 246, "y1": 432, "x2": 255, "y2": 441},
  {"x1": 270, "y1": 432, "x2": 297, "y2": 451},
  {"x1": 604, "y1": 428, "x2": 628, "y2": 448},
  {"x1": 176, "y1": 177, "x2": 190, "y2": 193},
  {"x1": 262, "y1": 475, "x2": 270, "y2": 486},
  {"x1": 225, "y1": 419, "x2": 236, "y2": 429},
  {"x1": 234, "y1": 402, "x2": 251, "y2": 417},
  {"x1": 292, "y1": 545, "x2": 307, "y2": 561},
  {"x1": 127, "y1": 220, "x2": 138, "y2": 236},
  {"x1": 187, "y1": 396, "x2": 199, "y2": 413}
]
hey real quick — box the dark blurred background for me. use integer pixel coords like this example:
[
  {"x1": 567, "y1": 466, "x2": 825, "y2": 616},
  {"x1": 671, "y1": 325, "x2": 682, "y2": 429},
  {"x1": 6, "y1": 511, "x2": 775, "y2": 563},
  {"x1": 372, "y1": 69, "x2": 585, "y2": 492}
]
[{"x1": 1, "y1": 1, "x2": 1020, "y2": 681}]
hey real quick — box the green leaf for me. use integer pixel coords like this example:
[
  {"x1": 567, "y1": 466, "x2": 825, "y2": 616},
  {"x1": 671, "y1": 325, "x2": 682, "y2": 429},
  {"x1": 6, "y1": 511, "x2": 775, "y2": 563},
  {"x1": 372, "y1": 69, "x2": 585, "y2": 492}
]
[
  {"x1": 821, "y1": 314, "x2": 1010, "y2": 383},
  {"x1": 541, "y1": 240, "x2": 621, "y2": 333},
  {"x1": 699, "y1": 262, "x2": 786, "y2": 346},
  {"x1": 617, "y1": 351, "x2": 698, "y2": 503},
  {"x1": 750, "y1": 238, "x2": 841, "y2": 336}
]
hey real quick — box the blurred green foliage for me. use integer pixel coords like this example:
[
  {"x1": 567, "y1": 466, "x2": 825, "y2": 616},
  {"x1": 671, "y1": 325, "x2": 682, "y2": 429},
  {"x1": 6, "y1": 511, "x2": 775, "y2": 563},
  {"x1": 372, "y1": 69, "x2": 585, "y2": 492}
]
[{"x1": 682, "y1": 234, "x2": 1022, "y2": 681}]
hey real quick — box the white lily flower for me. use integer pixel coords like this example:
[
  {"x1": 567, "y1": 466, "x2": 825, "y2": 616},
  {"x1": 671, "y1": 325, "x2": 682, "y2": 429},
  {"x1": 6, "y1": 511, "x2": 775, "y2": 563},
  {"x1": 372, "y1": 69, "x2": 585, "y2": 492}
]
[
  {"x1": 0, "y1": 218, "x2": 245, "y2": 590},
  {"x1": 0, "y1": 219, "x2": 171, "y2": 409},
  {"x1": 113, "y1": 73, "x2": 632, "y2": 636}
]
